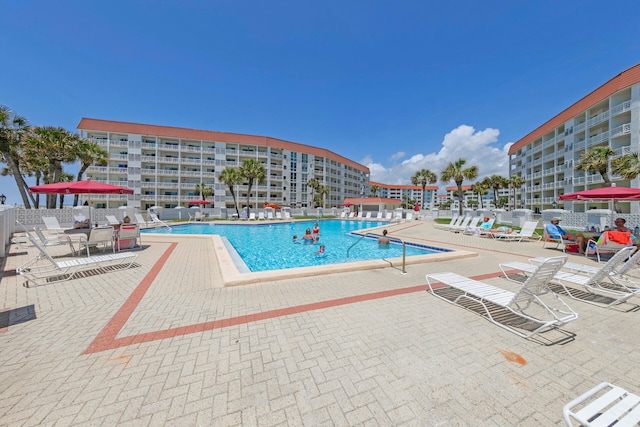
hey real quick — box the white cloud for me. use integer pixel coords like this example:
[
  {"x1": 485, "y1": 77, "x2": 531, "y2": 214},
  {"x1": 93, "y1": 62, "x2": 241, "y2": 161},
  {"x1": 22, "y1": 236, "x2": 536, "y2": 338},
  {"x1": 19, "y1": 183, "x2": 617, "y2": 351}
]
[
  {"x1": 363, "y1": 124, "x2": 512, "y2": 191},
  {"x1": 389, "y1": 151, "x2": 405, "y2": 161}
]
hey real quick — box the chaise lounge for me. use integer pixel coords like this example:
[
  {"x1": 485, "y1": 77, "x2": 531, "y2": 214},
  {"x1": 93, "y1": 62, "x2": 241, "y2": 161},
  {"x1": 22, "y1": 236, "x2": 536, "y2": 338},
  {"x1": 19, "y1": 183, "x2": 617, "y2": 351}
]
[{"x1": 426, "y1": 256, "x2": 578, "y2": 339}]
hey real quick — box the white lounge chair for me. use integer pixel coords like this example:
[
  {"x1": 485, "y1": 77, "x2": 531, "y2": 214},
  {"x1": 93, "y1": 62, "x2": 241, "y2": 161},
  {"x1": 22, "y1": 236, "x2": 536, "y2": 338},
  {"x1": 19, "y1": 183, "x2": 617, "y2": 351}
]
[
  {"x1": 376, "y1": 212, "x2": 383, "y2": 219},
  {"x1": 149, "y1": 213, "x2": 172, "y2": 231},
  {"x1": 41, "y1": 216, "x2": 66, "y2": 233},
  {"x1": 426, "y1": 256, "x2": 577, "y2": 338},
  {"x1": 405, "y1": 212, "x2": 413, "y2": 221},
  {"x1": 464, "y1": 218, "x2": 493, "y2": 236},
  {"x1": 475, "y1": 218, "x2": 497, "y2": 237},
  {"x1": 284, "y1": 211, "x2": 291, "y2": 220},
  {"x1": 445, "y1": 216, "x2": 470, "y2": 231},
  {"x1": 14, "y1": 221, "x2": 77, "y2": 255},
  {"x1": 194, "y1": 212, "x2": 206, "y2": 222},
  {"x1": 258, "y1": 212, "x2": 265, "y2": 220},
  {"x1": 563, "y1": 382, "x2": 640, "y2": 427},
  {"x1": 78, "y1": 226, "x2": 115, "y2": 256},
  {"x1": 32, "y1": 226, "x2": 78, "y2": 256},
  {"x1": 385, "y1": 212, "x2": 392, "y2": 220},
  {"x1": 365, "y1": 212, "x2": 372, "y2": 219},
  {"x1": 116, "y1": 224, "x2": 141, "y2": 251},
  {"x1": 276, "y1": 211, "x2": 283, "y2": 220},
  {"x1": 584, "y1": 230, "x2": 635, "y2": 262},
  {"x1": 105, "y1": 215, "x2": 120, "y2": 226},
  {"x1": 267, "y1": 211, "x2": 274, "y2": 220},
  {"x1": 451, "y1": 216, "x2": 479, "y2": 233},
  {"x1": 495, "y1": 220, "x2": 541, "y2": 242},
  {"x1": 249, "y1": 212, "x2": 257, "y2": 221},
  {"x1": 434, "y1": 215, "x2": 459, "y2": 230},
  {"x1": 340, "y1": 211, "x2": 347, "y2": 219},
  {"x1": 134, "y1": 213, "x2": 148, "y2": 227},
  {"x1": 500, "y1": 247, "x2": 640, "y2": 308},
  {"x1": 357, "y1": 212, "x2": 364, "y2": 219},
  {"x1": 17, "y1": 234, "x2": 137, "y2": 288}
]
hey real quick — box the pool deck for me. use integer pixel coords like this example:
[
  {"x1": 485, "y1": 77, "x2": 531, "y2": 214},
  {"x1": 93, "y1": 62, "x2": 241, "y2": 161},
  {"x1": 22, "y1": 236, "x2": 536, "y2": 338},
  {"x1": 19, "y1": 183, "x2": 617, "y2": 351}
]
[{"x1": 1, "y1": 218, "x2": 639, "y2": 425}]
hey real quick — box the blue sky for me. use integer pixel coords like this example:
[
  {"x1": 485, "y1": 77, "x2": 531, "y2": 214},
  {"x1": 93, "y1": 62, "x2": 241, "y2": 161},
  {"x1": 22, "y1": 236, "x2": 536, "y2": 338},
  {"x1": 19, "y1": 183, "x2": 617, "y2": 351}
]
[{"x1": 2, "y1": 0, "x2": 640, "y2": 205}]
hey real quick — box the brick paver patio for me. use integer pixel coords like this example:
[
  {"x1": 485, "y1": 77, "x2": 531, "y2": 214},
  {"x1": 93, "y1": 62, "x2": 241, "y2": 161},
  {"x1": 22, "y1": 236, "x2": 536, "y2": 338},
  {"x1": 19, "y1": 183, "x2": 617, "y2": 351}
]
[{"x1": 1, "y1": 220, "x2": 639, "y2": 425}]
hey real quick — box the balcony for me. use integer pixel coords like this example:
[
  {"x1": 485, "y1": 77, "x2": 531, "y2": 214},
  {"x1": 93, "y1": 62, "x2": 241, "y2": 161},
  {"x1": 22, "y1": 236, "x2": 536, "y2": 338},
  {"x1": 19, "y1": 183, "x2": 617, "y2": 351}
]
[
  {"x1": 587, "y1": 111, "x2": 609, "y2": 128},
  {"x1": 610, "y1": 122, "x2": 631, "y2": 138},
  {"x1": 611, "y1": 100, "x2": 631, "y2": 116}
]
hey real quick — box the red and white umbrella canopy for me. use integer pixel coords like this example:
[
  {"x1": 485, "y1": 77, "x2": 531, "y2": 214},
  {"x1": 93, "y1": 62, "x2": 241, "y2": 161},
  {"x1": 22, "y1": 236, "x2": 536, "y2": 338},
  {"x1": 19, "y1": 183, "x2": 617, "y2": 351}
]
[
  {"x1": 558, "y1": 185, "x2": 640, "y2": 201},
  {"x1": 188, "y1": 200, "x2": 212, "y2": 205},
  {"x1": 29, "y1": 180, "x2": 134, "y2": 195}
]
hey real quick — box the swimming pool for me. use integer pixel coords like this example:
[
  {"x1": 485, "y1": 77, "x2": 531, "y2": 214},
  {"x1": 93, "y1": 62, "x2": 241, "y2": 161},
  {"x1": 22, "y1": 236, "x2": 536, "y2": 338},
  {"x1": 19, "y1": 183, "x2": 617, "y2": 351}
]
[{"x1": 142, "y1": 220, "x2": 449, "y2": 272}]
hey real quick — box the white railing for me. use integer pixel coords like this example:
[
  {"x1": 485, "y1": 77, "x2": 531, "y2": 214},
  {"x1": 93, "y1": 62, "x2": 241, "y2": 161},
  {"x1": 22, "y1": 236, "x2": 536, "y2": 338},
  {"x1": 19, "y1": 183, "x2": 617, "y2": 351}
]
[
  {"x1": 611, "y1": 100, "x2": 631, "y2": 116},
  {"x1": 610, "y1": 122, "x2": 631, "y2": 138}
]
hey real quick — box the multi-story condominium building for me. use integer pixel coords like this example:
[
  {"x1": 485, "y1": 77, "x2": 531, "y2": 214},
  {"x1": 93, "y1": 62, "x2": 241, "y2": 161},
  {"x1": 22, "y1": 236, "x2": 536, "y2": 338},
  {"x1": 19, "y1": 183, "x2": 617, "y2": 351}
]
[
  {"x1": 509, "y1": 63, "x2": 640, "y2": 214},
  {"x1": 369, "y1": 181, "x2": 438, "y2": 208},
  {"x1": 441, "y1": 185, "x2": 510, "y2": 209},
  {"x1": 77, "y1": 119, "x2": 370, "y2": 210}
]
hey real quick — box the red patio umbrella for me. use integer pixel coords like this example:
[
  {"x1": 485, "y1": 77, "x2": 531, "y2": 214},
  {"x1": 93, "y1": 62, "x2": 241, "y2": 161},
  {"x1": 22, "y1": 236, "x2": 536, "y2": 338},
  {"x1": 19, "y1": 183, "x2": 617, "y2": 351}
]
[
  {"x1": 558, "y1": 184, "x2": 640, "y2": 224},
  {"x1": 29, "y1": 180, "x2": 134, "y2": 195},
  {"x1": 414, "y1": 202, "x2": 420, "y2": 211},
  {"x1": 558, "y1": 185, "x2": 640, "y2": 201},
  {"x1": 30, "y1": 180, "x2": 134, "y2": 226},
  {"x1": 188, "y1": 200, "x2": 211, "y2": 205}
]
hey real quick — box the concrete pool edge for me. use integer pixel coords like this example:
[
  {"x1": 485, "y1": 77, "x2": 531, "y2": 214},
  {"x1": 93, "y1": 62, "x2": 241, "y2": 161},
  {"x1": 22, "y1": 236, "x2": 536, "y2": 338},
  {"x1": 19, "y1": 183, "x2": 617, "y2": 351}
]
[{"x1": 211, "y1": 235, "x2": 478, "y2": 287}]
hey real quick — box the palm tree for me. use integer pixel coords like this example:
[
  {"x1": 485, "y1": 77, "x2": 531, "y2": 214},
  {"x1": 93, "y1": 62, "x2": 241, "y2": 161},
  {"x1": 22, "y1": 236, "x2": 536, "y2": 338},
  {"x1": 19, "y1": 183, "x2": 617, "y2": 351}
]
[
  {"x1": 315, "y1": 184, "x2": 329, "y2": 208},
  {"x1": 509, "y1": 174, "x2": 525, "y2": 210},
  {"x1": 307, "y1": 177, "x2": 319, "y2": 207},
  {"x1": 612, "y1": 152, "x2": 640, "y2": 180},
  {"x1": 0, "y1": 105, "x2": 34, "y2": 208},
  {"x1": 370, "y1": 184, "x2": 380, "y2": 197},
  {"x1": 470, "y1": 182, "x2": 488, "y2": 209},
  {"x1": 219, "y1": 167, "x2": 241, "y2": 216},
  {"x1": 239, "y1": 159, "x2": 266, "y2": 216},
  {"x1": 73, "y1": 138, "x2": 108, "y2": 206},
  {"x1": 411, "y1": 169, "x2": 437, "y2": 209},
  {"x1": 195, "y1": 182, "x2": 213, "y2": 200},
  {"x1": 440, "y1": 159, "x2": 478, "y2": 216},
  {"x1": 487, "y1": 174, "x2": 508, "y2": 208},
  {"x1": 57, "y1": 172, "x2": 75, "y2": 208},
  {"x1": 576, "y1": 145, "x2": 617, "y2": 210},
  {"x1": 27, "y1": 126, "x2": 80, "y2": 208}
]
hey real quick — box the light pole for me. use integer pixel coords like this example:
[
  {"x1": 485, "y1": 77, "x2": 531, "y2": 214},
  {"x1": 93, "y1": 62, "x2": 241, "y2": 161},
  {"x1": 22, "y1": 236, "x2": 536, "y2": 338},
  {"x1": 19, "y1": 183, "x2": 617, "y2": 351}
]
[
  {"x1": 0, "y1": 194, "x2": 6, "y2": 204},
  {"x1": 552, "y1": 201, "x2": 557, "y2": 209}
]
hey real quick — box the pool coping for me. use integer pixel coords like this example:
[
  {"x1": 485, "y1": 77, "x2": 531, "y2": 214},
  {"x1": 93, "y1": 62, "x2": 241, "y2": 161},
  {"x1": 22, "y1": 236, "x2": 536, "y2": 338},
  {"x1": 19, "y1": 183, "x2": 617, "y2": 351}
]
[{"x1": 211, "y1": 234, "x2": 478, "y2": 287}]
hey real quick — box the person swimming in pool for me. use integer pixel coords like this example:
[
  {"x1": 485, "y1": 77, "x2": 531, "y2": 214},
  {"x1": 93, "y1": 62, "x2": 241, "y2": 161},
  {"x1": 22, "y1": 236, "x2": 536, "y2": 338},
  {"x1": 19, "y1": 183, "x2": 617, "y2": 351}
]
[
  {"x1": 312, "y1": 222, "x2": 320, "y2": 236},
  {"x1": 302, "y1": 228, "x2": 314, "y2": 244},
  {"x1": 292, "y1": 234, "x2": 299, "y2": 243},
  {"x1": 314, "y1": 244, "x2": 325, "y2": 256},
  {"x1": 378, "y1": 229, "x2": 390, "y2": 247}
]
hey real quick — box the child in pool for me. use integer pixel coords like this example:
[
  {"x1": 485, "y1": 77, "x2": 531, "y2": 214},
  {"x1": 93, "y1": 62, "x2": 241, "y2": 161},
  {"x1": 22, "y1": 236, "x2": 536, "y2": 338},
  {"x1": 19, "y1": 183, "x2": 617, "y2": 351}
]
[{"x1": 314, "y1": 244, "x2": 325, "y2": 256}]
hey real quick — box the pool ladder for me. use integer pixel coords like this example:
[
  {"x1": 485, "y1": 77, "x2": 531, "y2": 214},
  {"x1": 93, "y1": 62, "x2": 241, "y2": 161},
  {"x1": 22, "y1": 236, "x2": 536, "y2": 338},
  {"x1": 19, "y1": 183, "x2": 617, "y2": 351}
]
[{"x1": 346, "y1": 232, "x2": 406, "y2": 274}]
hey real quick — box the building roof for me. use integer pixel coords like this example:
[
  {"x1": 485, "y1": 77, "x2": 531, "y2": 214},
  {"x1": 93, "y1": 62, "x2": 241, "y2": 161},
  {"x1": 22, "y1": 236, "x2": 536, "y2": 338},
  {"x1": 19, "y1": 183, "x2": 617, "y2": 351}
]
[
  {"x1": 77, "y1": 118, "x2": 370, "y2": 173},
  {"x1": 509, "y1": 62, "x2": 640, "y2": 154},
  {"x1": 344, "y1": 197, "x2": 402, "y2": 205},
  {"x1": 369, "y1": 181, "x2": 437, "y2": 190},
  {"x1": 445, "y1": 185, "x2": 472, "y2": 191}
]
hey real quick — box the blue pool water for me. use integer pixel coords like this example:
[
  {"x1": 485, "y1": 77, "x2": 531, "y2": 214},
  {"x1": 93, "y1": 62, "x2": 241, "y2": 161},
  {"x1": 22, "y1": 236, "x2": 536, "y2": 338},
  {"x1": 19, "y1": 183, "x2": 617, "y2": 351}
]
[{"x1": 142, "y1": 220, "x2": 448, "y2": 272}]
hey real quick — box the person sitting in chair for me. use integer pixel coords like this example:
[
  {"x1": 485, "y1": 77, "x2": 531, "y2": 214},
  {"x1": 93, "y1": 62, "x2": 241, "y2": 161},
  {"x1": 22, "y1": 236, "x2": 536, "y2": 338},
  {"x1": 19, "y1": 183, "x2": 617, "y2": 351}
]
[{"x1": 547, "y1": 217, "x2": 586, "y2": 253}]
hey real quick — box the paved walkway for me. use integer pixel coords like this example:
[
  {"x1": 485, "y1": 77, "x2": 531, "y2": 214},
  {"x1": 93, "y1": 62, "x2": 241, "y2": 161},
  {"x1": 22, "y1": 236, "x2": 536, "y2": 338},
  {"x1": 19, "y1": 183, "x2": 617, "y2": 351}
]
[{"x1": 1, "y1": 220, "x2": 639, "y2": 425}]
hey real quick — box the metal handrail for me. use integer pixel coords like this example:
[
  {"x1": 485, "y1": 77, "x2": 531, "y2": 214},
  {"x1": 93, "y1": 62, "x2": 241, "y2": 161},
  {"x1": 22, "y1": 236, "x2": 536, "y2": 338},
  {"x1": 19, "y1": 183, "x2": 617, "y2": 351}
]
[{"x1": 346, "y1": 231, "x2": 407, "y2": 274}]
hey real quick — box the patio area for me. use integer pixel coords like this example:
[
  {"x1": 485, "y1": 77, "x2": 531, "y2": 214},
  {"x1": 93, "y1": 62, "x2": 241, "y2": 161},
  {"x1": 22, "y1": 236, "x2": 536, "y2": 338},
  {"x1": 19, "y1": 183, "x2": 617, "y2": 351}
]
[{"x1": 0, "y1": 219, "x2": 639, "y2": 425}]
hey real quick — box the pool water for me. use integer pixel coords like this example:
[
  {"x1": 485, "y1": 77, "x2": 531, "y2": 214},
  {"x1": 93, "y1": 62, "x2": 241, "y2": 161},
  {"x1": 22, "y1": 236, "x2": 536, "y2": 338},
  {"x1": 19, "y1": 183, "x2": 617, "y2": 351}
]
[{"x1": 142, "y1": 220, "x2": 447, "y2": 272}]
